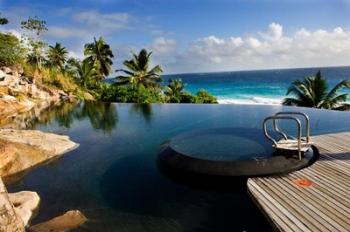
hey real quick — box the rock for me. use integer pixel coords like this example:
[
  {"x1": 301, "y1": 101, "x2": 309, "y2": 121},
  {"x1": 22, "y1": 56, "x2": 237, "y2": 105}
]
[
  {"x1": 0, "y1": 98, "x2": 35, "y2": 121},
  {"x1": 1, "y1": 95, "x2": 16, "y2": 101},
  {"x1": 0, "y1": 75, "x2": 18, "y2": 87},
  {"x1": 0, "y1": 70, "x2": 5, "y2": 79},
  {"x1": 0, "y1": 178, "x2": 25, "y2": 232},
  {"x1": 8, "y1": 191, "x2": 40, "y2": 227},
  {"x1": 1, "y1": 67, "x2": 12, "y2": 74},
  {"x1": 12, "y1": 64, "x2": 24, "y2": 76},
  {"x1": 0, "y1": 66, "x2": 76, "y2": 122},
  {"x1": 0, "y1": 130, "x2": 79, "y2": 183},
  {"x1": 28, "y1": 210, "x2": 87, "y2": 232}
]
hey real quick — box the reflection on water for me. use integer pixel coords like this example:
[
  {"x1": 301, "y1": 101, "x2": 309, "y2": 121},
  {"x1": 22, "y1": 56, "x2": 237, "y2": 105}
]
[
  {"x1": 75, "y1": 102, "x2": 118, "y2": 133},
  {"x1": 2, "y1": 101, "x2": 156, "y2": 134},
  {"x1": 130, "y1": 104, "x2": 153, "y2": 123}
]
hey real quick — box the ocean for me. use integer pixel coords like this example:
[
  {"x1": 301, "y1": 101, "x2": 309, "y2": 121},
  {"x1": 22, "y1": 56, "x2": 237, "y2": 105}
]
[{"x1": 163, "y1": 66, "x2": 350, "y2": 105}]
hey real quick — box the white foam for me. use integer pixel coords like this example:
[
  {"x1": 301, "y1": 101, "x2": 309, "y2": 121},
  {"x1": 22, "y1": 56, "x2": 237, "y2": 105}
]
[{"x1": 217, "y1": 96, "x2": 283, "y2": 105}]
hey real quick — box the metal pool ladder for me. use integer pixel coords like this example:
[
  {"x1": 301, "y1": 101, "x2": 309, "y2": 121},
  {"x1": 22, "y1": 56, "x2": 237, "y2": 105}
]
[{"x1": 263, "y1": 112, "x2": 312, "y2": 160}]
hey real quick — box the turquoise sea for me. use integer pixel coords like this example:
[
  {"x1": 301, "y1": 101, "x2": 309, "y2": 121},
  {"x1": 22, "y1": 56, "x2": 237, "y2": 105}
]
[{"x1": 164, "y1": 66, "x2": 350, "y2": 104}]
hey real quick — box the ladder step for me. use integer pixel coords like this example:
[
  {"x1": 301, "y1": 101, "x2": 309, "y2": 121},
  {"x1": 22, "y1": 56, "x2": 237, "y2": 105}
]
[{"x1": 275, "y1": 139, "x2": 311, "y2": 152}]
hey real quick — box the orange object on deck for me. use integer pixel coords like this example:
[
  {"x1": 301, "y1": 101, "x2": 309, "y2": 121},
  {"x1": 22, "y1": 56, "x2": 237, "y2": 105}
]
[{"x1": 293, "y1": 178, "x2": 315, "y2": 187}]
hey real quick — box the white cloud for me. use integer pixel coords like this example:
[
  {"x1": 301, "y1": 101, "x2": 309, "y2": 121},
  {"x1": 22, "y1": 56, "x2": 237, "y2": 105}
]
[
  {"x1": 45, "y1": 26, "x2": 91, "y2": 39},
  {"x1": 150, "y1": 37, "x2": 176, "y2": 54},
  {"x1": 264, "y1": 22, "x2": 283, "y2": 41},
  {"x1": 72, "y1": 10, "x2": 130, "y2": 32},
  {"x1": 162, "y1": 23, "x2": 350, "y2": 73}
]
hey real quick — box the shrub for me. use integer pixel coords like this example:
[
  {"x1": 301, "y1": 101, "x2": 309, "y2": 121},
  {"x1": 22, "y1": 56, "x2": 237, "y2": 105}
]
[
  {"x1": 195, "y1": 89, "x2": 218, "y2": 103},
  {"x1": 179, "y1": 92, "x2": 197, "y2": 103},
  {"x1": 0, "y1": 32, "x2": 27, "y2": 66}
]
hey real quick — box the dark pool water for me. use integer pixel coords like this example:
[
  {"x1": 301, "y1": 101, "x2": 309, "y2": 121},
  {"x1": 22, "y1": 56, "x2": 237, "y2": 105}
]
[
  {"x1": 6, "y1": 102, "x2": 350, "y2": 231},
  {"x1": 168, "y1": 128, "x2": 275, "y2": 161}
]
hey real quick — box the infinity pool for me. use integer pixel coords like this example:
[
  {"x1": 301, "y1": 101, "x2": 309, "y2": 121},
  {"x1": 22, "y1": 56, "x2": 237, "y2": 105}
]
[{"x1": 6, "y1": 102, "x2": 350, "y2": 231}]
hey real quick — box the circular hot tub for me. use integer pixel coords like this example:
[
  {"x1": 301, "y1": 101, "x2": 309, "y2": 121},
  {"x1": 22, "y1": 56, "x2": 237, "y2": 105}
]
[{"x1": 158, "y1": 128, "x2": 318, "y2": 177}]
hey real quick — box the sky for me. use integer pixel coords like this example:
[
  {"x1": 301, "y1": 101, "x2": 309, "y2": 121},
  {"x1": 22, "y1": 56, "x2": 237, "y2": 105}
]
[{"x1": 1, "y1": 0, "x2": 350, "y2": 74}]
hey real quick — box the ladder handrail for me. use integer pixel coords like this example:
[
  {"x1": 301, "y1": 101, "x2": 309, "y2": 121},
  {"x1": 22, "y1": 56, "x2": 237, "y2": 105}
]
[
  {"x1": 273, "y1": 112, "x2": 310, "y2": 143},
  {"x1": 263, "y1": 115, "x2": 302, "y2": 160}
]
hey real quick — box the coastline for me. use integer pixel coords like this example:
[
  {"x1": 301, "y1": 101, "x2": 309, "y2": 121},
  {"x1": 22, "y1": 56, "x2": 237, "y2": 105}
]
[{"x1": 217, "y1": 96, "x2": 283, "y2": 105}]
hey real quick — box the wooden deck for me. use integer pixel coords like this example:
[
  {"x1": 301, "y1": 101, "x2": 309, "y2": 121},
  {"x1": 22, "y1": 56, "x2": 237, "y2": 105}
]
[{"x1": 247, "y1": 132, "x2": 350, "y2": 232}]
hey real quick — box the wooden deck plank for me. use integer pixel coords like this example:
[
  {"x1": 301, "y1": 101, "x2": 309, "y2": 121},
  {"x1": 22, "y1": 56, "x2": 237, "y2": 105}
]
[{"x1": 247, "y1": 132, "x2": 350, "y2": 232}]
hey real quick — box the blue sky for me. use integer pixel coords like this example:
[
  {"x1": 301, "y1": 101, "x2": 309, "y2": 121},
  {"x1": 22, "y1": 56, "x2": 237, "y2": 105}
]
[{"x1": 2, "y1": 0, "x2": 350, "y2": 74}]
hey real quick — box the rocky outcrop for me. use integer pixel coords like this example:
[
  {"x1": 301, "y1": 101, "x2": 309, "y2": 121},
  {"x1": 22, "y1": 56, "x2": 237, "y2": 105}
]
[
  {"x1": 28, "y1": 210, "x2": 87, "y2": 232},
  {"x1": 0, "y1": 128, "x2": 83, "y2": 231},
  {"x1": 8, "y1": 191, "x2": 40, "y2": 227},
  {"x1": 0, "y1": 129, "x2": 79, "y2": 183},
  {"x1": 0, "y1": 177, "x2": 86, "y2": 232},
  {"x1": 0, "y1": 66, "x2": 86, "y2": 231},
  {"x1": 0, "y1": 178, "x2": 25, "y2": 232},
  {"x1": 0, "y1": 129, "x2": 82, "y2": 231},
  {"x1": 0, "y1": 66, "x2": 74, "y2": 124}
]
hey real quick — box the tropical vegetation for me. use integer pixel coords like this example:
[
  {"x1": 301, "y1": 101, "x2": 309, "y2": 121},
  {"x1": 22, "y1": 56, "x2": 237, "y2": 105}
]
[
  {"x1": 84, "y1": 37, "x2": 114, "y2": 80},
  {"x1": 6, "y1": 13, "x2": 350, "y2": 110},
  {"x1": 116, "y1": 49, "x2": 162, "y2": 88},
  {"x1": 47, "y1": 43, "x2": 68, "y2": 70},
  {"x1": 283, "y1": 71, "x2": 350, "y2": 110},
  {"x1": 0, "y1": 13, "x2": 217, "y2": 104}
]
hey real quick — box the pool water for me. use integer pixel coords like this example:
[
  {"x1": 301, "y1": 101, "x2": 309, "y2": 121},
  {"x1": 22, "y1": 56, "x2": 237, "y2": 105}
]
[
  {"x1": 6, "y1": 102, "x2": 350, "y2": 231},
  {"x1": 168, "y1": 128, "x2": 274, "y2": 161}
]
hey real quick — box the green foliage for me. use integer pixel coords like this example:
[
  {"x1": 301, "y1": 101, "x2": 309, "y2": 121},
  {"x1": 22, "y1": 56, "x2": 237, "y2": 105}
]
[
  {"x1": 21, "y1": 16, "x2": 47, "y2": 36},
  {"x1": 26, "y1": 40, "x2": 47, "y2": 70},
  {"x1": 47, "y1": 42, "x2": 68, "y2": 69},
  {"x1": 195, "y1": 89, "x2": 218, "y2": 103},
  {"x1": 98, "y1": 84, "x2": 166, "y2": 103},
  {"x1": 84, "y1": 37, "x2": 114, "y2": 79},
  {"x1": 165, "y1": 78, "x2": 185, "y2": 103},
  {"x1": 164, "y1": 78, "x2": 206, "y2": 103},
  {"x1": 116, "y1": 49, "x2": 163, "y2": 88},
  {"x1": 283, "y1": 71, "x2": 350, "y2": 110},
  {"x1": 69, "y1": 59, "x2": 99, "y2": 88},
  {"x1": 20, "y1": 16, "x2": 48, "y2": 70},
  {"x1": 0, "y1": 32, "x2": 27, "y2": 66}
]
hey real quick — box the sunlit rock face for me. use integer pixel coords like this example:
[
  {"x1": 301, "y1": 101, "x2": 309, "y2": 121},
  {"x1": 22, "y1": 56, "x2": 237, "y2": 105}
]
[
  {"x1": 0, "y1": 66, "x2": 74, "y2": 128},
  {"x1": 29, "y1": 210, "x2": 87, "y2": 232},
  {"x1": 0, "y1": 179, "x2": 25, "y2": 232},
  {"x1": 0, "y1": 129, "x2": 79, "y2": 183},
  {"x1": 8, "y1": 191, "x2": 40, "y2": 227}
]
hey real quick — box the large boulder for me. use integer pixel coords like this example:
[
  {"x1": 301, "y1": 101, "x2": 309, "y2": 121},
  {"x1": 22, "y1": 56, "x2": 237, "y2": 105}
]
[
  {"x1": 0, "y1": 178, "x2": 25, "y2": 232},
  {"x1": 0, "y1": 130, "x2": 79, "y2": 183},
  {"x1": 8, "y1": 191, "x2": 40, "y2": 227},
  {"x1": 0, "y1": 97, "x2": 35, "y2": 121},
  {"x1": 28, "y1": 210, "x2": 87, "y2": 232}
]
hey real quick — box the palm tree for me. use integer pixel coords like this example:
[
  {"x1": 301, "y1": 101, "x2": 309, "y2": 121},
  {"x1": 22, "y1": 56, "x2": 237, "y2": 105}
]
[
  {"x1": 283, "y1": 71, "x2": 350, "y2": 110},
  {"x1": 84, "y1": 37, "x2": 114, "y2": 79},
  {"x1": 47, "y1": 42, "x2": 68, "y2": 69},
  {"x1": 73, "y1": 60, "x2": 99, "y2": 88},
  {"x1": 116, "y1": 49, "x2": 163, "y2": 88},
  {"x1": 27, "y1": 52, "x2": 46, "y2": 70},
  {"x1": 165, "y1": 79, "x2": 186, "y2": 103}
]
